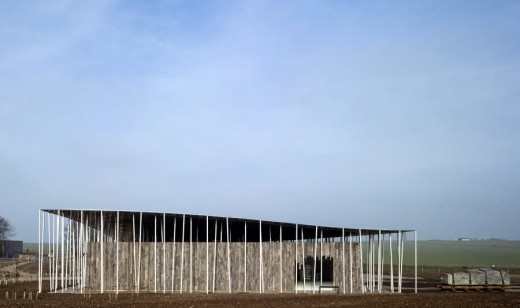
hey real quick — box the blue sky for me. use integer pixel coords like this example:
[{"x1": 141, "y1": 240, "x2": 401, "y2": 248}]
[{"x1": 1, "y1": 0, "x2": 519, "y2": 241}]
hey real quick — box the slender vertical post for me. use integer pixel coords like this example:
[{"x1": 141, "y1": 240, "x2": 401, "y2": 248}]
[
  {"x1": 349, "y1": 232, "x2": 353, "y2": 293},
  {"x1": 132, "y1": 215, "x2": 136, "y2": 291},
  {"x1": 280, "y1": 224, "x2": 283, "y2": 293},
  {"x1": 342, "y1": 228, "x2": 346, "y2": 294},
  {"x1": 180, "y1": 214, "x2": 185, "y2": 293},
  {"x1": 415, "y1": 231, "x2": 418, "y2": 294},
  {"x1": 206, "y1": 216, "x2": 209, "y2": 294},
  {"x1": 47, "y1": 212, "x2": 51, "y2": 291},
  {"x1": 359, "y1": 229, "x2": 364, "y2": 293},
  {"x1": 378, "y1": 230, "x2": 381, "y2": 293},
  {"x1": 138, "y1": 212, "x2": 142, "y2": 294},
  {"x1": 100, "y1": 211, "x2": 104, "y2": 293},
  {"x1": 171, "y1": 217, "x2": 177, "y2": 292},
  {"x1": 397, "y1": 231, "x2": 401, "y2": 293},
  {"x1": 163, "y1": 213, "x2": 166, "y2": 293},
  {"x1": 390, "y1": 234, "x2": 394, "y2": 293},
  {"x1": 54, "y1": 211, "x2": 58, "y2": 292},
  {"x1": 259, "y1": 220, "x2": 263, "y2": 293},
  {"x1": 79, "y1": 211, "x2": 83, "y2": 293},
  {"x1": 244, "y1": 221, "x2": 247, "y2": 292},
  {"x1": 227, "y1": 217, "x2": 231, "y2": 293},
  {"x1": 313, "y1": 226, "x2": 318, "y2": 294},
  {"x1": 116, "y1": 211, "x2": 119, "y2": 294},
  {"x1": 154, "y1": 215, "x2": 157, "y2": 293},
  {"x1": 301, "y1": 228, "x2": 305, "y2": 293},
  {"x1": 295, "y1": 224, "x2": 298, "y2": 294},
  {"x1": 190, "y1": 217, "x2": 193, "y2": 293},
  {"x1": 61, "y1": 214, "x2": 65, "y2": 292},
  {"x1": 212, "y1": 220, "x2": 217, "y2": 293},
  {"x1": 38, "y1": 210, "x2": 41, "y2": 293}
]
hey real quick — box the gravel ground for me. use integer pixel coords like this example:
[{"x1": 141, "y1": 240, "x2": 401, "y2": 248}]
[{"x1": 1, "y1": 281, "x2": 520, "y2": 307}]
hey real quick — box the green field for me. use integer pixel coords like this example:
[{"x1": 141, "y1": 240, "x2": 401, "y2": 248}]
[
  {"x1": 24, "y1": 240, "x2": 520, "y2": 269},
  {"x1": 385, "y1": 240, "x2": 520, "y2": 269}
]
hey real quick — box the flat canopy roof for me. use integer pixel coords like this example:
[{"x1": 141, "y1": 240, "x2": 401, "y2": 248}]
[{"x1": 41, "y1": 209, "x2": 414, "y2": 242}]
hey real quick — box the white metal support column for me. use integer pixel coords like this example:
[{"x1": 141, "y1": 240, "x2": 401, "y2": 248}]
[
  {"x1": 244, "y1": 221, "x2": 247, "y2": 292},
  {"x1": 138, "y1": 212, "x2": 142, "y2": 294},
  {"x1": 180, "y1": 214, "x2": 185, "y2": 293},
  {"x1": 212, "y1": 220, "x2": 217, "y2": 293},
  {"x1": 100, "y1": 210, "x2": 104, "y2": 293},
  {"x1": 206, "y1": 216, "x2": 209, "y2": 294},
  {"x1": 301, "y1": 228, "x2": 305, "y2": 293},
  {"x1": 163, "y1": 213, "x2": 166, "y2": 293},
  {"x1": 116, "y1": 211, "x2": 119, "y2": 294},
  {"x1": 154, "y1": 215, "x2": 157, "y2": 293},
  {"x1": 378, "y1": 230, "x2": 382, "y2": 293},
  {"x1": 190, "y1": 217, "x2": 193, "y2": 293},
  {"x1": 227, "y1": 217, "x2": 231, "y2": 293},
  {"x1": 295, "y1": 224, "x2": 298, "y2": 294},
  {"x1": 280, "y1": 224, "x2": 283, "y2": 293},
  {"x1": 415, "y1": 230, "x2": 418, "y2": 294},
  {"x1": 313, "y1": 226, "x2": 318, "y2": 294},
  {"x1": 171, "y1": 217, "x2": 177, "y2": 292},
  {"x1": 342, "y1": 228, "x2": 345, "y2": 294},
  {"x1": 349, "y1": 232, "x2": 353, "y2": 293},
  {"x1": 390, "y1": 234, "x2": 394, "y2": 293},
  {"x1": 259, "y1": 220, "x2": 263, "y2": 293},
  {"x1": 359, "y1": 229, "x2": 364, "y2": 293}
]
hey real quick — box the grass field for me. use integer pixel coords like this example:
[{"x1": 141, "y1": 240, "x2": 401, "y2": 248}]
[
  {"x1": 402, "y1": 240, "x2": 520, "y2": 268},
  {"x1": 23, "y1": 240, "x2": 520, "y2": 269}
]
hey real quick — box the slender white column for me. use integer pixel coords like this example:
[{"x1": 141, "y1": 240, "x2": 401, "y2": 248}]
[
  {"x1": 138, "y1": 212, "x2": 142, "y2": 294},
  {"x1": 313, "y1": 226, "x2": 318, "y2": 294},
  {"x1": 349, "y1": 232, "x2": 353, "y2": 293},
  {"x1": 390, "y1": 234, "x2": 394, "y2": 293},
  {"x1": 171, "y1": 217, "x2": 177, "y2": 292},
  {"x1": 132, "y1": 214, "x2": 136, "y2": 291},
  {"x1": 279, "y1": 225, "x2": 283, "y2": 293},
  {"x1": 301, "y1": 228, "x2": 305, "y2": 293},
  {"x1": 244, "y1": 221, "x2": 247, "y2": 292},
  {"x1": 226, "y1": 217, "x2": 232, "y2": 293},
  {"x1": 342, "y1": 228, "x2": 345, "y2": 294},
  {"x1": 190, "y1": 217, "x2": 193, "y2": 293},
  {"x1": 154, "y1": 215, "x2": 157, "y2": 293},
  {"x1": 38, "y1": 210, "x2": 41, "y2": 293},
  {"x1": 415, "y1": 231, "x2": 418, "y2": 294},
  {"x1": 54, "y1": 212, "x2": 58, "y2": 292},
  {"x1": 79, "y1": 211, "x2": 83, "y2": 293},
  {"x1": 163, "y1": 213, "x2": 166, "y2": 293},
  {"x1": 65, "y1": 217, "x2": 70, "y2": 291},
  {"x1": 61, "y1": 215, "x2": 65, "y2": 292},
  {"x1": 47, "y1": 212, "x2": 52, "y2": 291},
  {"x1": 116, "y1": 211, "x2": 119, "y2": 294},
  {"x1": 259, "y1": 220, "x2": 263, "y2": 293},
  {"x1": 212, "y1": 220, "x2": 217, "y2": 293},
  {"x1": 180, "y1": 214, "x2": 185, "y2": 293},
  {"x1": 100, "y1": 211, "x2": 104, "y2": 293},
  {"x1": 359, "y1": 229, "x2": 364, "y2": 293},
  {"x1": 206, "y1": 216, "x2": 209, "y2": 294},
  {"x1": 397, "y1": 231, "x2": 401, "y2": 293},
  {"x1": 295, "y1": 224, "x2": 298, "y2": 294},
  {"x1": 378, "y1": 230, "x2": 381, "y2": 293}
]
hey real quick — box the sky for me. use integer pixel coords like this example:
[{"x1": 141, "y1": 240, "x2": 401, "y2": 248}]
[{"x1": 1, "y1": 0, "x2": 519, "y2": 242}]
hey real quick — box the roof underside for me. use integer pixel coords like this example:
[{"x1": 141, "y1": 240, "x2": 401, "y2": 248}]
[{"x1": 41, "y1": 209, "x2": 414, "y2": 242}]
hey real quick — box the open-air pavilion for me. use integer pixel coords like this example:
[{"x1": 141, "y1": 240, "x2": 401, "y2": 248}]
[{"x1": 37, "y1": 209, "x2": 417, "y2": 294}]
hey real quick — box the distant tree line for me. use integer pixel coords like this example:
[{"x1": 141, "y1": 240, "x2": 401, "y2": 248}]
[{"x1": 0, "y1": 215, "x2": 16, "y2": 254}]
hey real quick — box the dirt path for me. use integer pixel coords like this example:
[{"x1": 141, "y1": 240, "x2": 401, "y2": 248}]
[{"x1": 0, "y1": 261, "x2": 37, "y2": 279}]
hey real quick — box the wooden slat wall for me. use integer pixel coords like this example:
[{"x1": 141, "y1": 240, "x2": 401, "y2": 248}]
[{"x1": 85, "y1": 241, "x2": 361, "y2": 293}]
